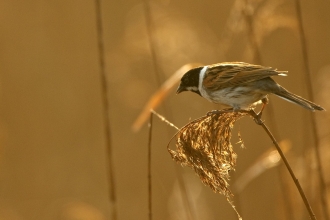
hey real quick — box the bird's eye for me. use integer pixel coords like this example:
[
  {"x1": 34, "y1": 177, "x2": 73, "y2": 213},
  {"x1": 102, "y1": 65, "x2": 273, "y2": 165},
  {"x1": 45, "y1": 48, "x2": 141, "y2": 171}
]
[{"x1": 183, "y1": 78, "x2": 189, "y2": 84}]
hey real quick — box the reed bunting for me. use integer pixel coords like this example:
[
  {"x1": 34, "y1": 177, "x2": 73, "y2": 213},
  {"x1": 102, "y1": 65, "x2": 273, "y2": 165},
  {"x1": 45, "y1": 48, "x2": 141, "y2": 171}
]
[{"x1": 176, "y1": 62, "x2": 325, "y2": 112}]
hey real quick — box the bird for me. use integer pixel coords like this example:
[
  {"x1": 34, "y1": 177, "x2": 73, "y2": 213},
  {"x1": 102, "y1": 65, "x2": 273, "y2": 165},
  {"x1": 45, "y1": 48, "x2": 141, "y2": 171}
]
[{"x1": 176, "y1": 62, "x2": 325, "y2": 112}]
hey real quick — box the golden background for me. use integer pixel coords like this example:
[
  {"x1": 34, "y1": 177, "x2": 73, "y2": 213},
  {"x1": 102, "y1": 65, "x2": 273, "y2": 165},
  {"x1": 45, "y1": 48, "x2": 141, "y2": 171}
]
[{"x1": 0, "y1": 0, "x2": 329, "y2": 219}]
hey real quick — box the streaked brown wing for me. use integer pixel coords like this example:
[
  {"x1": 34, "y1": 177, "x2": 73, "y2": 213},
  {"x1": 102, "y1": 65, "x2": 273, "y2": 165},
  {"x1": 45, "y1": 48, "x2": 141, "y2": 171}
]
[{"x1": 203, "y1": 62, "x2": 287, "y2": 91}]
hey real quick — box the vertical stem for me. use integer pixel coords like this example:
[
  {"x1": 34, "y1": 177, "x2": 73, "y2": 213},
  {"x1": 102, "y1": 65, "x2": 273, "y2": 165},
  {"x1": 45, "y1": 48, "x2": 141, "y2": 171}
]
[
  {"x1": 294, "y1": 1, "x2": 329, "y2": 219},
  {"x1": 142, "y1": 0, "x2": 163, "y2": 85},
  {"x1": 148, "y1": 113, "x2": 153, "y2": 220},
  {"x1": 243, "y1": 0, "x2": 263, "y2": 64},
  {"x1": 94, "y1": 0, "x2": 117, "y2": 219},
  {"x1": 142, "y1": 0, "x2": 174, "y2": 123}
]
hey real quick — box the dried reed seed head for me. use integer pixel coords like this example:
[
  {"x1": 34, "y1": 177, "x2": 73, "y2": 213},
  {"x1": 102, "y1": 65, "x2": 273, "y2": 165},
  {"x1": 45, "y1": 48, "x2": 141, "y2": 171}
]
[{"x1": 168, "y1": 111, "x2": 248, "y2": 197}]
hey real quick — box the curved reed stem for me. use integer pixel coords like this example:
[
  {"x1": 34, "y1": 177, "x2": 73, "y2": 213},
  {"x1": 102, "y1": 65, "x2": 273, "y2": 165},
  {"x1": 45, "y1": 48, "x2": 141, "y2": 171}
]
[{"x1": 246, "y1": 109, "x2": 317, "y2": 220}]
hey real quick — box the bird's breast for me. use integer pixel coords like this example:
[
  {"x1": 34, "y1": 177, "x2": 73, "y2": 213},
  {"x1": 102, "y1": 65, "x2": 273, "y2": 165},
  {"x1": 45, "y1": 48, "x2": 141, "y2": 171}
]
[{"x1": 200, "y1": 86, "x2": 267, "y2": 109}]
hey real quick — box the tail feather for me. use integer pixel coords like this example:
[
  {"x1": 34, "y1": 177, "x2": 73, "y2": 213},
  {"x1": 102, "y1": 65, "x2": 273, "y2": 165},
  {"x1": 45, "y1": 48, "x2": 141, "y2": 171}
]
[{"x1": 273, "y1": 87, "x2": 325, "y2": 111}]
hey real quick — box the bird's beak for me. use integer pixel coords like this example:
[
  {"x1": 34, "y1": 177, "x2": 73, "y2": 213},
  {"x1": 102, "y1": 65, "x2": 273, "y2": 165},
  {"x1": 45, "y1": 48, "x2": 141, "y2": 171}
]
[{"x1": 176, "y1": 84, "x2": 186, "y2": 94}]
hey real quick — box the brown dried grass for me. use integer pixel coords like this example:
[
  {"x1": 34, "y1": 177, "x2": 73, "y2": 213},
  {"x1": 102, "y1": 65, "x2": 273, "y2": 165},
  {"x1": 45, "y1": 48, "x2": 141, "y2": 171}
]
[{"x1": 167, "y1": 110, "x2": 247, "y2": 219}]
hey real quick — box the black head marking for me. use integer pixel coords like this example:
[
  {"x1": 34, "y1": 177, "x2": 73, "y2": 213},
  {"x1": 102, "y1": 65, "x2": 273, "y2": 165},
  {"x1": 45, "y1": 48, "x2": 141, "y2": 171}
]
[{"x1": 176, "y1": 67, "x2": 203, "y2": 96}]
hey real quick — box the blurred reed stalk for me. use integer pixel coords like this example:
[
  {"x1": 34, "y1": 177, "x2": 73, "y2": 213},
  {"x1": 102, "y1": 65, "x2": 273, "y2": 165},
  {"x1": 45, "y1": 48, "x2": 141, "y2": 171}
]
[
  {"x1": 243, "y1": 0, "x2": 262, "y2": 64},
  {"x1": 148, "y1": 113, "x2": 153, "y2": 220},
  {"x1": 143, "y1": 0, "x2": 163, "y2": 85},
  {"x1": 94, "y1": 0, "x2": 117, "y2": 219},
  {"x1": 294, "y1": 1, "x2": 329, "y2": 219},
  {"x1": 143, "y1": 1, "x2": 196, "y2": 219},
  {"x1": 242, "y1": 1, "x2": 293, "y2": 219}
]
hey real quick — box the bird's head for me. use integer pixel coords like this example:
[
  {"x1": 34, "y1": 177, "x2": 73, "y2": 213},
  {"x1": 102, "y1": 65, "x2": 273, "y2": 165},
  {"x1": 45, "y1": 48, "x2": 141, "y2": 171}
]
[{"x1": 176, "y1": 67, "x2": 202, "y2": 96}]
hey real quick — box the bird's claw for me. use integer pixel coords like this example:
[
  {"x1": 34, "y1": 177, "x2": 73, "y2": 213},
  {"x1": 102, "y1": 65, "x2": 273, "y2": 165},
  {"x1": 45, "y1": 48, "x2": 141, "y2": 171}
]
[{"x1": 254, "y1": 111, "x2": 264, "y2": 125}]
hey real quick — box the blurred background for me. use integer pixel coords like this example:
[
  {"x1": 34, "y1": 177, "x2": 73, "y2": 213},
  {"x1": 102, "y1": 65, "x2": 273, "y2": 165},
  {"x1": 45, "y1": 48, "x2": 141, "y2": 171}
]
[{"x1": 0, "y1": 0, "x2": 330, "y2": 219}]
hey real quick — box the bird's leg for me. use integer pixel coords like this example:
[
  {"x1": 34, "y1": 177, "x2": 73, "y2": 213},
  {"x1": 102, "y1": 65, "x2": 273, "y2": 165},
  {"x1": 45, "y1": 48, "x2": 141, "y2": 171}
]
[
  {"x1": 255, "y1": 97, "x2": 268, "y2": 124},
  {"x1": 260, "y1": 97, "x2": 269, "y2": 113}
]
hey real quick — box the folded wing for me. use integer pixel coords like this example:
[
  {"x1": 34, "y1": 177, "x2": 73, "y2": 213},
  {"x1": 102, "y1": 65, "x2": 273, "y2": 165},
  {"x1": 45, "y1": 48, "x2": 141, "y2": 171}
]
[{"x1": 203, "y1": 62, "x2": 287, "y2": 91}]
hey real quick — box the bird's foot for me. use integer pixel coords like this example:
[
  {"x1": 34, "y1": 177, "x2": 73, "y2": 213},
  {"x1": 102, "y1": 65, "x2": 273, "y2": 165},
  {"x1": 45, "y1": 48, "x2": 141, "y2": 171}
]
[{"x1": 254, "y1": 111, "x2": 264, "y2": 125}]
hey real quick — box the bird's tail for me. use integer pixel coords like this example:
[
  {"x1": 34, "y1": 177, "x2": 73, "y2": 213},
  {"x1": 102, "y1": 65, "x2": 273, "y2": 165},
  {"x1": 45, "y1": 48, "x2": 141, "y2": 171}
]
[{"x1": 273, "y1": 86, "x2": 325, "y2": 111}]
